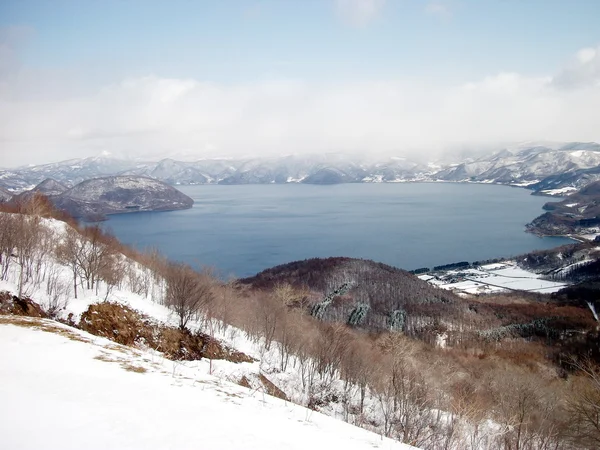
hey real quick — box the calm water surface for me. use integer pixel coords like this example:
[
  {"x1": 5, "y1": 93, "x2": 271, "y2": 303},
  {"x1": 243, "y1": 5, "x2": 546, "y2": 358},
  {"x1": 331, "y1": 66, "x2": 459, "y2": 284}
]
[{"x1": 101, "y1": 184, "x2": 572, "y2": 278}]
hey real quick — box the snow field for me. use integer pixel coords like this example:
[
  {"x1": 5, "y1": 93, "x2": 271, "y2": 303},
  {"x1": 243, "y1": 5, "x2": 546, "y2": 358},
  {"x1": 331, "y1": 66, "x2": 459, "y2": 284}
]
[
  {"x1": 0, "y1": 318, "x2": 414, "y2": 450},
  {"x1": 420, "y1": 262, "x2": 567, "y2": 295}
]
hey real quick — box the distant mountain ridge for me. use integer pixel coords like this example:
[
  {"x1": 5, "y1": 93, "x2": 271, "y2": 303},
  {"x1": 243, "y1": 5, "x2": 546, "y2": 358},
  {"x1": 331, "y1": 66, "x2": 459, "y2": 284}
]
[{"x1": 2, "y1": 142, "x2": 600, "y2": 194}]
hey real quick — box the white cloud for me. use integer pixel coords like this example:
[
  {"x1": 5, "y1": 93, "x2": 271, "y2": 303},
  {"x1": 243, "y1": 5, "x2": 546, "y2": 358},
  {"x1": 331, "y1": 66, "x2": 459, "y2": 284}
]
[
  {"x1": 577, "y1": 47, "x2": 597, "y2": 64},
  {"x1": 1, "y1": 46, "x2": 600, "y2": 167},
  {"x1": 553, "y1": 44, "x2": 600, "y2": 89},
  {"x1": 334, "y1": 0, "x2": 387, "y2": 27}
]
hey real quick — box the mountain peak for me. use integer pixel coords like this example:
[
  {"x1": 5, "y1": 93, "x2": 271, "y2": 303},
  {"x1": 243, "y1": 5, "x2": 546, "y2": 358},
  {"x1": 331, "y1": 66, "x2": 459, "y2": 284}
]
[{"x1": 34, "y1": 178, "x2": 69, "y2": 195}]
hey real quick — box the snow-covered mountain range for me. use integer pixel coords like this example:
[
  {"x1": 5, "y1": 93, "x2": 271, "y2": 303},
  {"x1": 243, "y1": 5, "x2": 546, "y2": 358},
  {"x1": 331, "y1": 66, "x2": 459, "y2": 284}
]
[{"x1": 2, "y1": 142, "x2": 600, "y2": 194}]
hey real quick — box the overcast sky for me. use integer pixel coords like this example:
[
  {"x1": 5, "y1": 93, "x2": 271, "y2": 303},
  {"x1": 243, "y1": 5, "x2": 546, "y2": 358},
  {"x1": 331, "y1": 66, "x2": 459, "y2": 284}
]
[{"x1": 1, "y1": 0, "x2": 600, "y2": 167}]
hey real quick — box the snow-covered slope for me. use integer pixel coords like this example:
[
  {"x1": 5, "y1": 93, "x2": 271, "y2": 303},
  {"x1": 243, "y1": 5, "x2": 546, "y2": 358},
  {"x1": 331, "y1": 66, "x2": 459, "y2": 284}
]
[
  {"x1": 33, "y1": 177, "x2": 70, "y2": 195},
  {"x1": 0, "y1": 186, "x2": 12, "y2": 202},
  {"x1": 10, "y1": 178, "x2": 70, "y2": 204},
  {"x1": 434, "y1": 142, "x2": 600, "y2": 186},
  {"x1": 0, "y1": 214, "x2": 425, "y2": 447},
  {"x1": 0, "y1": 317, "x2": 413, "y2": 450},
  {"x1": 51, "y1": 175, "x2": 194, "y2": 218}
]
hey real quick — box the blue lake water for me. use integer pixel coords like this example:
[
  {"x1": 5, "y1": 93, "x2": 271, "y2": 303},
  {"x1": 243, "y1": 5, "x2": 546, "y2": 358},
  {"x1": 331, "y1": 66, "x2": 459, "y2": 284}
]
[{"x1": 101, "y1": 183, "x2": 572, "y2": 278}]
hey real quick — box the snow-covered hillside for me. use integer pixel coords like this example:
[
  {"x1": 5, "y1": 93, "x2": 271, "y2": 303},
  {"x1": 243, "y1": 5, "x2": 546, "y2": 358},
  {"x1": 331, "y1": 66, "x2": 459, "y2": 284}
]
[
  {"x1": 0, "y1": 186, "x2": 12, "y2": 202},
  {"x1": 1, "y1": 212, "x2": 587, "y2": 449},
  {"x1": 0, "y1": 213, "x2": 427, "y2": 448},
  {"x1": 435, "y1": 142, "x2": 600, "y2": 186},
  {"x1": 0, "y1": 317, "x2": 413, "y2": 450},
  {"x1": 11, "y1": 175, "x2": 195, "y2": 219}
]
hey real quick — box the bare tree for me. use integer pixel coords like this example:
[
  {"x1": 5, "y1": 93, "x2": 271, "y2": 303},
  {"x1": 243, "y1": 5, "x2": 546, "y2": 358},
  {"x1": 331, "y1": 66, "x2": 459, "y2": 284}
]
[
  {"x1": 314, "y1": 323, "x2": 352, "y2": 382},
  {"x1": 79, "y1": 225, "x2": 118, "y2": 291},
  {"x1": 165, "y1": 262, "x2": 214, "y2": 329},
  {"x1": 340, "y1": 339, "x2": 375, "y2": 416},
  {"x1": 44, "y1": 264, "x2": 69, "y2": 317},
  {"x1": 55, "y1": 225, "x2": 119, "y2": 296},
  {"x1": 489, "y1": 368, "x2": 562, "y2": 450},
  {"x1": 98, "y1": 254, "x2": 124, "y2": 300},
  {"x1": 17, "y1": 192, "x2": 56, "y2": 218},
  {"x1": 30, "y1": 225, "x2": 52, "y2": 288},
  {"x1": 273, "y1": 282, "x2": 309, "y2": 309},
  {"x1": 55, "y1": 225, "x2": 85, "y2": 299},
  {"x1": 0, "y1": 213, "x2": 16, "y2": 280},
  {"x1": 13, "y1": 214, "x2": 43, "y2": 298},
  {"x1": 374, "y1": 333, "x2": 438, "y2": 445},
  {"x1": 567, "y1": 358, "x2": 600, "y2": 449},
  {"x1": 254, "y1": 291, "x2": 287, "y2": 351}
]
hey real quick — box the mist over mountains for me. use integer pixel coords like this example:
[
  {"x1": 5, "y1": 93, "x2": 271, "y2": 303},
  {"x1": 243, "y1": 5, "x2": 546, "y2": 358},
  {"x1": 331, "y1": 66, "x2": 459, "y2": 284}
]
[{"x1": 2, "y1": 142, "x2": 600, "y2": 195}]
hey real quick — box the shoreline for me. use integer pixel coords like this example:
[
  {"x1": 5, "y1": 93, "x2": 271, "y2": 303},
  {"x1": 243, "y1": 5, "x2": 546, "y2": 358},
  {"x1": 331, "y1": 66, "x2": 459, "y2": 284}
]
[{"x1": 100, "y1": 181, "x2": 582, "y2": 280}]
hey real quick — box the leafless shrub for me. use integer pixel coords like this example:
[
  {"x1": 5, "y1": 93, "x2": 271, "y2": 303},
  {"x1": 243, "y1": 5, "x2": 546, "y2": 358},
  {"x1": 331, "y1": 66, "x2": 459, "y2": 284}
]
[
  {"x1": 44, "y1": 265, "x2": 69, "y2": 317},
  {"x1": 98, "y1": 255, "x2": 125, "y2": 300},
  {"x1": 566, "y1": 358, "x2": 600, "y2": 449},
  {"x1": 164, "y1": 262, "x2": 214, "y2": 330},
  {"x1": 0, "y1": 213, "x2": 16, "y2": 280},
  {"x1": 486, "y1": 368, "x2": 564, "y2": 450}
]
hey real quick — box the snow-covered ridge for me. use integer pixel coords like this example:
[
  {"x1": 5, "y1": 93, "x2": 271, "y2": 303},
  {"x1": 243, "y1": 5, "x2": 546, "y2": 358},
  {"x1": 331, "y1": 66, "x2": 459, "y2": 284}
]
[{"x1": 2, "y1": 141, "x2": 600, "y2": 192}]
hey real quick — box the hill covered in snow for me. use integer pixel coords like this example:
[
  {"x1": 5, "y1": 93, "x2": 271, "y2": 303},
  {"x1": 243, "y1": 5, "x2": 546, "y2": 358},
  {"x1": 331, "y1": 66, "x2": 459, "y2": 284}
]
[{"x1": 12, "y1": 175, "x2": 194, "y2": 219}]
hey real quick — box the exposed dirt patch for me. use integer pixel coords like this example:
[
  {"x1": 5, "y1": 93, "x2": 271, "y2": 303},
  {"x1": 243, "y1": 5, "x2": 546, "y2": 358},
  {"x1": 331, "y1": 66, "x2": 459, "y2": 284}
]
[
  {"x1": 94, "y1": 354, "x2": 121, "y2": 364},
  {"x1": 78, "y1": 302, "x2": 254, "y2": 363},
  {"x1": 122, "y1": 363, "x2": 147, "y2": 373},
  {"x1": 258, "y1": 374, "x2": 289, "y2": 401},
  {"x1": 158, "y1": 326, "x2": 205, "y2": 361},
  {"x1": 238, "y1": 375, "x2": 252, "y2": 389},
  {"x1": 79, "y1": 302, "x2": 155, "y2": 347},
  {"x1": 1, "y1": 294, "x2": 254, "y2": 364},
  {"x1": 200, "y1": 332, "x2": 255, "y2": 363},
  {"x1": 94, "y1": 352, "x2": 147, "y2": 374},
  {"x1": 0, "y1": 291, "x2": 48, "y2": 318},
  {"x1": 0, "y1": 315, "x2": 90, "y2": 343}
]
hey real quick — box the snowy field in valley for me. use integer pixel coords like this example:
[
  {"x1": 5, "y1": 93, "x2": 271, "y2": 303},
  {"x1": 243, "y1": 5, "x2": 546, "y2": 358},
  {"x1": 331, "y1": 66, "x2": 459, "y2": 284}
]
[
  {"x1": 537, "y1": 186, "x2": 578, "y2": 196},
  {"x1": 419, "y1": 262, "x2": 568, "y2": 295},
  {"x1": 0, "y1": 317, "x2": 415, "y2": 450}
]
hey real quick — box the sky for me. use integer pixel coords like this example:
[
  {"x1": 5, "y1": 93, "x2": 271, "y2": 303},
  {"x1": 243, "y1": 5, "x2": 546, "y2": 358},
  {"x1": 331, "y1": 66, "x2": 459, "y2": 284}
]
[{"x1": 1, "y1": 0, "x2": 600, "y2": 167}]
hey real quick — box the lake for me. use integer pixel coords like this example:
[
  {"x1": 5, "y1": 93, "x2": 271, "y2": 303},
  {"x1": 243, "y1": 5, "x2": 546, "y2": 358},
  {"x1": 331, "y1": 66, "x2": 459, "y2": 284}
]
[{"x1": 101, "y1": 183, "x2": 573, "y2": 278}]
